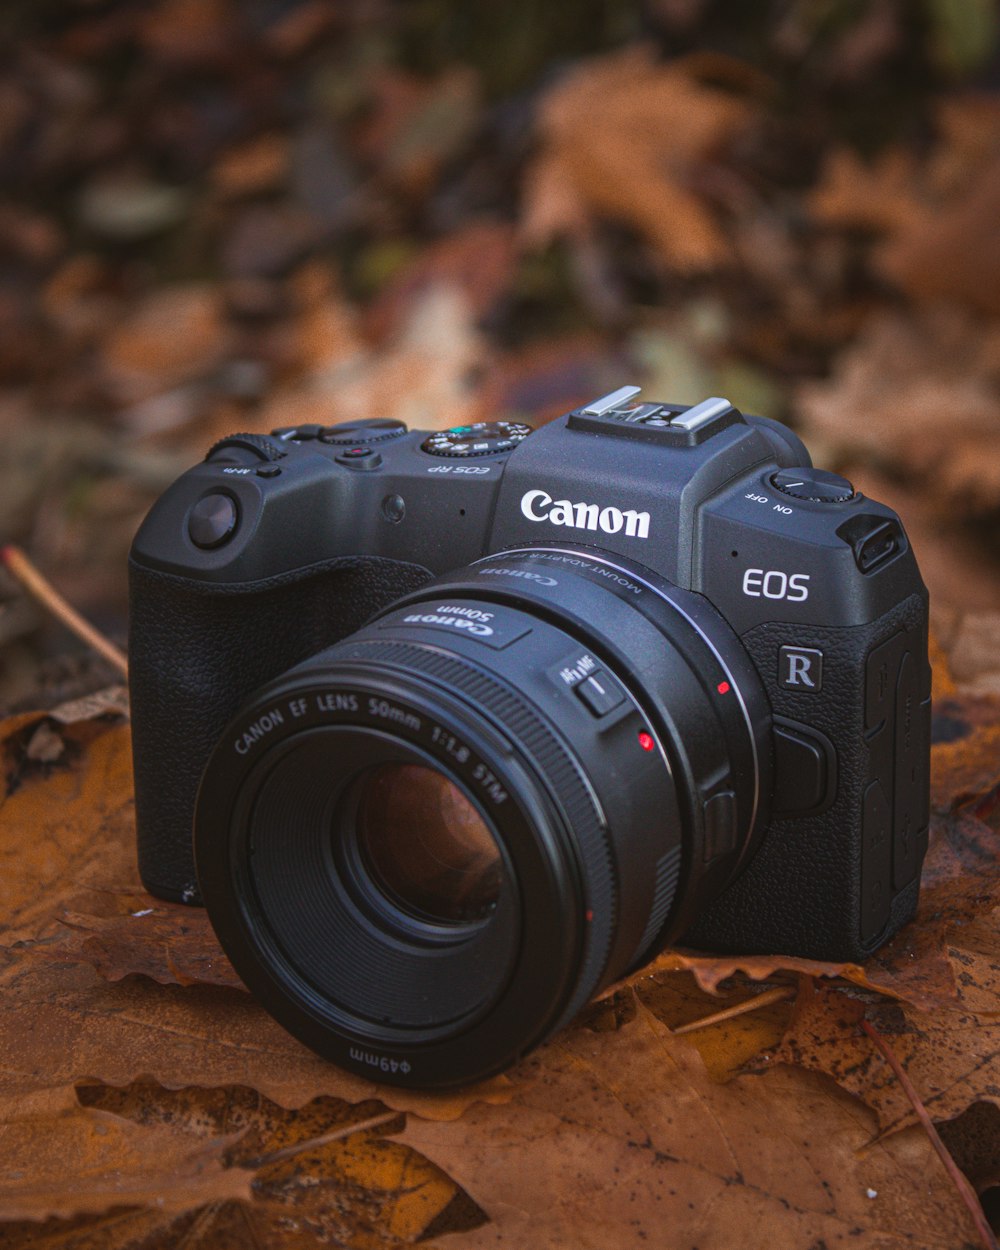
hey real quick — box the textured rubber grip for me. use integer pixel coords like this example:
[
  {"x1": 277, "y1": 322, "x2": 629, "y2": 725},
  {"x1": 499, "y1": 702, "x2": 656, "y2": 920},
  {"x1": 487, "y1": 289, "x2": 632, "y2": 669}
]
[{"x1": 129, "y1": 555, "x2": 431, "y2": 902}]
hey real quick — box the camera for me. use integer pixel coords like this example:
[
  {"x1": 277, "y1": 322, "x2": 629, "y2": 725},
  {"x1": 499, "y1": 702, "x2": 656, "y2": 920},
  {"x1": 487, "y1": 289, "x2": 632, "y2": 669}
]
[{"x1": 129, "y1": 387, "x2": 930, "y2": 1088}]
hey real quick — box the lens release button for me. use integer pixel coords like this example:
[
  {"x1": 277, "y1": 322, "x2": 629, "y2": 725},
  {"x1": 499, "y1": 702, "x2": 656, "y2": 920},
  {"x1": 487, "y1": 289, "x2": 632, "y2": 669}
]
[
  {"x1": 702, "y1": 790, "x2": 736, "y2": 861},
  {"x1": 575, "y1": 671, "x2": 626, "y2": 717},
  {"x1": 188, "y1": 494, "x2": 238, "y2": 548}
]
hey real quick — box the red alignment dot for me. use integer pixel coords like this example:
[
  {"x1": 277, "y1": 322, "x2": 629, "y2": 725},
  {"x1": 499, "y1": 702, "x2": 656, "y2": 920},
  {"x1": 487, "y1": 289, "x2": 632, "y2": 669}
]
[
  {"x1": 717, "y1": 681, "x2": 731, "y2": 695},
  {"x1": 637, "y1": 732, "x2": 655, "y2": 752}
]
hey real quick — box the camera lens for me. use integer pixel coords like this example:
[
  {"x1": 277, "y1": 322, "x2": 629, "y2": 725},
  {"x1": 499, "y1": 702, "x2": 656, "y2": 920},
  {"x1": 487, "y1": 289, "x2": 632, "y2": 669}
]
[
  {"x1": 353, "y1": 763, "x2": 503, "y2": 926},
  {"x1": 195, "y1": 548, "x2": 771, "y2": 1088}
]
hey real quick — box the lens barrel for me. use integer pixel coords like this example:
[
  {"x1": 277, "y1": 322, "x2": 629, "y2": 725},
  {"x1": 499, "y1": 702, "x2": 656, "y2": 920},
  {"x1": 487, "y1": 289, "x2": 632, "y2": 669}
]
[{"x1": 194, "y1": 548, "x2": 770, "y2": 1087}]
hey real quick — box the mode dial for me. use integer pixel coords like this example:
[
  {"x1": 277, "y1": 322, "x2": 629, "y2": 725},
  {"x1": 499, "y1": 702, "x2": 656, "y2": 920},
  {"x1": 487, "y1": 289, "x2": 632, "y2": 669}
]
[
  {"x1": 771, "y1": 467, "x2": 855, "y2": 503},
  {"x1": 421, "y1": 422, "x2": 532, "y2": 458}
]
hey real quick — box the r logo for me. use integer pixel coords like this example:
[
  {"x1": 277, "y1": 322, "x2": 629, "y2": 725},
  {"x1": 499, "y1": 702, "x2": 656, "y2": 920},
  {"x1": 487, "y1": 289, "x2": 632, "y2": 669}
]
[{"x1": 779, "y1": 646, "x2": 823, "y2": 692}]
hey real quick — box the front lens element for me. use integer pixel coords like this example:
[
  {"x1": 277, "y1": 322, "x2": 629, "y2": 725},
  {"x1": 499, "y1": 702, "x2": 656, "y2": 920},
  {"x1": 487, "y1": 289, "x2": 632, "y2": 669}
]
[{"x1": 355, "y1": 763, "x2": 503, "y2": 925}]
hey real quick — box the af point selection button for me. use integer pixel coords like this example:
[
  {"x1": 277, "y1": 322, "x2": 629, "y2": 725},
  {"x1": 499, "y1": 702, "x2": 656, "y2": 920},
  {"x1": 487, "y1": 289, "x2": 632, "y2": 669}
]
[{"x1": 188, "y1": 493, "x2": 238, "y2": 549}]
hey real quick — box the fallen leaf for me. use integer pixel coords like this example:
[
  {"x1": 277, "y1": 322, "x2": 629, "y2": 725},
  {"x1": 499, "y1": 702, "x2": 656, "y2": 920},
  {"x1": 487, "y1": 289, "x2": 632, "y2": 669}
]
[
  {"x1": 938, "y1": 1100, "x2": 1000, "y2": 1195},
  {"x1": 810, "y1": 94, "x2": 1000, "y2": 316},
  {"x1": 101, "y1": 285, "x2": 231, "y2": 403},
  {"x1": 0, "y1": 1084, "x2": 249, "y2": 1222},
  {"x1": 47, "y1": 905, "x2": 243, "y2": 990},
  {"x1": 211, "y1": 133, "x2": 290, "y2": 199},
  {"x1": 948, "y1": 613, "x2": 1000, "y2": 697},
  {"x1": 524, "y1": 47, "x2": 754, "y2": 271},
  {"x1": 0, "y1": 720, "x2": 136, "y2": 940},
  {"x1": 261, "y1": 283, "x2": 488, "y2": 435},
  {"x1": 357, "y1": 68, "x2": 480, "y2": 197},
  {"x1": 364, "y1": 222, "x2": 517, "y2": 343},
  {"x1": 796, "y1": 307, "x2": 1000, "y2": 516},
  {"x1": 0, "y1": 718, "x2": 514, "y2": 1125},
  {"x1": 770, "y1": 965, "x2": 1000, "y2": 1138},
  {"x1": 138, "y1": 0, "x2": 237, "y2": 66},
  {"x1": 401, "y1": 998, "x2": 979, "y2": 1248}
]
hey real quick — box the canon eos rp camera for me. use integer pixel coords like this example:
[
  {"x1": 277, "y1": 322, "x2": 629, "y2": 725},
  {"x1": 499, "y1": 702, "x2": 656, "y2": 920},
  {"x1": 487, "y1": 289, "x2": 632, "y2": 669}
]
[{"x1": 129, "y1": 387, "x2": 930, "y2": 1087}]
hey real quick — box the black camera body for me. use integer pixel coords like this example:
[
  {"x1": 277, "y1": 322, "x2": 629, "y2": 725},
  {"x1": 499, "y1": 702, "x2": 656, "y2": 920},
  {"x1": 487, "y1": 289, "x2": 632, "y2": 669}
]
[{"x1": 129, "y1": 388, "x2": 930, "y2": 1086}]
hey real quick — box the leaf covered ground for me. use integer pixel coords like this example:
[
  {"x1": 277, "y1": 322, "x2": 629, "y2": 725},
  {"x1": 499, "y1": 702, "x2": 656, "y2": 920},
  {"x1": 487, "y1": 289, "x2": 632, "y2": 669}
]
[
  {"x1": 0, "y1": 667, "x2": 998, "y2": 1244},
  {"x1": 2, "y1": 0, "x2": 1000, "y2": 1245}
]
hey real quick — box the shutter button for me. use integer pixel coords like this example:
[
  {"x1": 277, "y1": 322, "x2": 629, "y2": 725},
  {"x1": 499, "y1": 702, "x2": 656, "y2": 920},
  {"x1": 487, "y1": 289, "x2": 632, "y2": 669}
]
[{"x1": 188, "y1": 494, "x2": 238, "y2": 548}]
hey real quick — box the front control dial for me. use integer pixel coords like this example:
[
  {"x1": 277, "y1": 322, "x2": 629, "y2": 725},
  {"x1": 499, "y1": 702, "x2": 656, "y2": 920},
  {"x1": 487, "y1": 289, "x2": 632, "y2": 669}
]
[
  {"x1": 319, "y1": 419, "x2": 407, "y2": 445},
  {"x1": 421, "y1": 422, "x2": 532, "y2": 458},
  {"x1": 771, "y1": 467, "x2": 855, "y2": 503}
]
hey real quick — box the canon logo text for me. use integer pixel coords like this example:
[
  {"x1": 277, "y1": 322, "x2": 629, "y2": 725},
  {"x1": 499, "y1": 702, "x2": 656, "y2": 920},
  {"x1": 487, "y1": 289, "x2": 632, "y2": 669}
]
[{"x1": 520, "y1": 489, "x2": 650, "y2": 540}]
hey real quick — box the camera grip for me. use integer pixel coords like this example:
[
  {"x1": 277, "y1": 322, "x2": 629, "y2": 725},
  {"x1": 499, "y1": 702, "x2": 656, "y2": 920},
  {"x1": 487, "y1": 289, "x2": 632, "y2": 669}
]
[
  {"x1": 128, "y1": 555, "x2": 431, "y2": 902},
  {"x1": 686, "y1": 591, "x2": 930, "y2": 962}
]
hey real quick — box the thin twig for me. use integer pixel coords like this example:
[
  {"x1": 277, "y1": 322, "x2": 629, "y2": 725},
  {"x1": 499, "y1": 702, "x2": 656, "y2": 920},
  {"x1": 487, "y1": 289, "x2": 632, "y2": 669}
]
[
  {"x1": 672, "y1": 985, "x2": 796, "y2": 1035},
  {"x1": 861, "y1": 1018, "x2": 999, "y2": 1250},
  {"x1": 241, "y1": 1110, "x2": 400, "y2": 1170},
  {"x1": 1, "y1": 544, "x2": 128, "y2": 677}
]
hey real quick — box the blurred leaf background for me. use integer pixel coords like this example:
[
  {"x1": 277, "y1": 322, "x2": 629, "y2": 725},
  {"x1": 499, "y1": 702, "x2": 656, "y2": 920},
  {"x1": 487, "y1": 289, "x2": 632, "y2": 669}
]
[{"x1": 2, "y1": 0, "x2": 999, "y2": 707}]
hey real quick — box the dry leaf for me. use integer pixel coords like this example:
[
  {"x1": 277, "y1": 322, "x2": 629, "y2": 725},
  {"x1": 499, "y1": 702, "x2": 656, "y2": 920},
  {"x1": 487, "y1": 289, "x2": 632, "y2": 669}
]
[
  {"x1": 524, "y1": 47, "x2": 753, "y2": 270},
  {"x1": 796, "y1": 307, "x2": 1000, "y2": 515},
  {"x1": 0, "y1": 717, "x2": 513, "y2": 1125},
  {"x1": 401, "y1": 999, "x2": 978, "y2": 1248},
  {"x1": 810, "y1": 94, "x2": 1000, "y2": 315},
  {"x1": 101, "y1": 285, "x2": 231, "y2": 403},
  {"x1": 771, "y1": 961, "x2": 1000, "y2": 1138},
  {"x1": 261, "y1": 283, "x2": 488, "y2": 435},
  {"x1": 48, "y1": 905, "x2": 243, "y2": 990},
  {"x1": 364, "y1": 222, "x2": 517, "y2": 343},
  {"x1": 212, "y1": 133, "x2": 290, "y2": 199},
  {"x1": 2, "y1": 650, "x2": 999, "y2": 1242},
  {"x1": 0, "y1": 1084, "x2": 250, "y2": 1222}
]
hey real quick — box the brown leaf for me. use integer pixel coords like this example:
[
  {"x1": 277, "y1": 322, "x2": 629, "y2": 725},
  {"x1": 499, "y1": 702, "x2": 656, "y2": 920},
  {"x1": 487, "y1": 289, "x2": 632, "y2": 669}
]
[
  {"x1": 810, "y1": 144, "x2": 923, "y2": 235},
  {"x1": 524, "y1": 47, "x2": 754, "y2": 271},
  {"x1": 0, "y1": 718, "x2": 513, "y2": 1127},
  {"x1": 401, "y1": 998, "x2": 979, "y2": 1248},
  {"x1": 364, "y1": 222, "x2": 517, "y2": 344},
  {"x1": 0, "y1": 720, "x2": 137, "y2": 941},
  {"x1": 796, "y1": 307, "x2": 1000, "y2": 516},
  {"x1": 357, "y1": 68, "x2": 480, "y2": 197},
  {"x1": 261, "y1": 283, "x2": 488, "y2": 436},
  {"x1": 1, "y1": 1079, "x2": 465, "y2": 1243},
  {"x1": 811, "y1": 94, "x2": 1000, "y2": 316},
  {"x1": 48, "y1": 906, "x2": 243, "y2": 990},
  {"x1": 138, "y1": 0, "x2": 236, "y2": 66},
  {"x1": 211, "y1": 133, "x2": 290, "y2": 200},
  {"x1": 882, "y1": 159, "x2": 1000, "y2": 317},
  {"x1": 101, "y1": 285, "x2": 231, "y2": 403},
  {"x1": 771, "y1": 964, "x2": 1000, "y2": 1139},
  {"x1": 0, "y1": 1084, "x2": 250, "y2": 1222}
]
